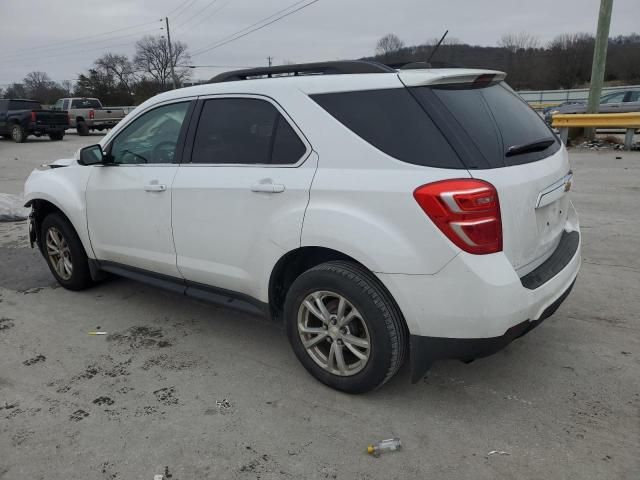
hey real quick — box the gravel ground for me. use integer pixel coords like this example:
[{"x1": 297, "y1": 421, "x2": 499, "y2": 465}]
[{"x1": 0, "y1": 133, "x2": 639, "y2": 479}]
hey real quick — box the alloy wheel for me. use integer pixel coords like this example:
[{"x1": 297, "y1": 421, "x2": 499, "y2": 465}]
[
  {"x1": 45, "y1": 227, "x2": 73, "y2": 280},
  {"x1": 297, "y1": 290, "x2": 371, "y2": 376}
]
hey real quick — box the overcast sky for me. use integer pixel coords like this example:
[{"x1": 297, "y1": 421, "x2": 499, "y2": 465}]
[{"x1": 0, "y1": 0, "x2": 637, "y2": 86}]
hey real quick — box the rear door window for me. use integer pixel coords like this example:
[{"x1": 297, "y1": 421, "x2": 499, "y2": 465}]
[
  {"x1": 413, "y1": 82, "x2": 560, "y2": 167},
  {"x1": 311, "y1": 89, "x2": 465, "y2": 169},
  {"x1": 191, "y1": 98, "x2": 306, "y2": 165}
]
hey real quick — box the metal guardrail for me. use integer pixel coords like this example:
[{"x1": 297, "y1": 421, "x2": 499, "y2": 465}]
[
  {"x1": 552, "y1": 112, "x2": 640, "y2": 150},
  {"x1": 528, "y1": 102, "x2": 562, "y2": 110},
  {"x1": 519, "y1": 85, "x2": 636, "y2": 104}
]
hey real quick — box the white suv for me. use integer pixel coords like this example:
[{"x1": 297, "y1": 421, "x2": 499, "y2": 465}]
[{"x1": 24, "y1": 61, "x2": 581, "y2": 393}]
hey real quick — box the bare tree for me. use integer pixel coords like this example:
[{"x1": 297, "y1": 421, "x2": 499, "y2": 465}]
[
  {"x1": 498, "y1": 33, "x2": 540, "y2": 52},
  {"x1": 3, "y1": 83, "x2": 27, "y2": 99},
  {"x1": 60, "y1": 80, "x2": 74, "y2": 97},
  {"x1": 547, "y1": 33, "x2": 595, "y2": 88},
  {"x1": 23, "y1": 71, "x2": 54, "y2": 98},
  {"x1": 95, "y1": 53, "x2": 137, "y2": 96},
  {"x1": 134, "y1": 35, "x2": 191, "y2": 89},
  {"x1": 22, "y1": 72, "x2": 65, "y2": 104},
  {"x1": 376, "y1": 33, "x2": 405, "y2": 57},
  {"x1": 425, "y1": 36, "x2": 461, "y2": 46}
]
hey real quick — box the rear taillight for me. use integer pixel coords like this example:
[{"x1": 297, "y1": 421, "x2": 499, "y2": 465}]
[
  {"x1": 31, "y1": 111, "x2": 37, "y2": 122},
  {"x1": 413, "y1": 179, "x2": 502, "y2": 255},
  {"x1": 89, "y1": 110, "x2": 95, "y2": 120}
]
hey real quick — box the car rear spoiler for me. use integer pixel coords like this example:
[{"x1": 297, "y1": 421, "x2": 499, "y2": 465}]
[{"x1": 398, "y1": 69, "x2": 506, "y2": 87}]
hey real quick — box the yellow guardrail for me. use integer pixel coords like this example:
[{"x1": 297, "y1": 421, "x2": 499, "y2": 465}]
[
  {"x1": 528, "y1": 102, "x2": 562, "y2": 110},
  {"x1": 551, "y1": 112, "x2": 640, "y2": 150},
  {"x1": 552, "y1": 112, "x2": 640, "y2": 128}
]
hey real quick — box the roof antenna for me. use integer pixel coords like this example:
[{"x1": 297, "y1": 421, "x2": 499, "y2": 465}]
[{"x1": 427, "y1": 30, "x2": 449, "y2": 64}]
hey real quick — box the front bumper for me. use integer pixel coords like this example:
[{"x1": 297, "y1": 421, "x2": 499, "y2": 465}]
[{"x1": 408, "y1": 279, "x2": 575, "y2": 382}]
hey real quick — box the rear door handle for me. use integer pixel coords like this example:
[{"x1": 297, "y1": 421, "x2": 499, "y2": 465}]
[
  {"x1": 144, "y1": 184, "x2": 167, "y2": 192},
  {"x1": 251, "y1": 183, "x2": 285, "y2": 193}
]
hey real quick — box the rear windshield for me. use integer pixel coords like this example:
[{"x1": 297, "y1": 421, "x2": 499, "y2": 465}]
[
  {"x1": 8, "y1": 100, "x2": 41, "y2": 111},
  {"x1": 311, "y1": 88, "x2": 465, "y2": 169},
  {"x1": 71, "y1": 99, "x2": 101, "y2": 109},
  {"x1": 412, "y1": 82, "x2": 560, "y2": 168},
  {"x1": 312, "y1": 83, "x2": 559, "y2": 170}
]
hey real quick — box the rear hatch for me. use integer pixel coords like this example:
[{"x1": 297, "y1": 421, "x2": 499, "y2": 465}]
[{"x1": 402, "y1": 71, "x2": 572, "y2": 275}]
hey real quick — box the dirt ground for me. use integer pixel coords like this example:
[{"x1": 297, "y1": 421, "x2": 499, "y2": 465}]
[{"x1": 0, "y1": 133, "x2": 639, "y2": 479}]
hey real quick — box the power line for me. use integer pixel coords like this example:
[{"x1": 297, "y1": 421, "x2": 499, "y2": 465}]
[
  {"x1": 190, "y1": 0, "x2": 309, "y2": 53},
  {"x1": 174, "y1": 0, "x2": 220, "y2": 30},
  {"x1": 0, "y1": 27, "x2": 160, "y2": 65},
  {"x1": 172, "y1": 0, "x2": 200, "y2": 21},
  {"x1": 0, "y1": 29, "x2": 160, "y2": 71},
  {"x1": 0, "y1": 20, "x2": 157, "y2": 61},
  {"x1": 192, "y1": 0, "x2": 320, "y2": 57},
  {"x1": 166, "y1": 0, "x2": 196, "y2": 16},
  {"x1": 178, "y1": 0, "x2": 236, "y2": 33}
]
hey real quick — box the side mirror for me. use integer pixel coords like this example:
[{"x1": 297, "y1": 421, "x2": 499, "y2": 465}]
[{"x1": 78, "y1": 145, "x2": 105, "y2": 166}]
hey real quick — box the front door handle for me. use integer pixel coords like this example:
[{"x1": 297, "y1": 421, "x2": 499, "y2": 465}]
[
  {"x1": 251, "y1": 183, "x2": 285, "y2": 193},
  {"x1": 144, "y1": 184, "x2": 167, "y2": 192}
]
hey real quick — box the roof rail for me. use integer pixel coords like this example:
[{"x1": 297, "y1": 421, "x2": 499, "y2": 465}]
[{"x1": 209, "y1": 60, "x2": 396, "y2": 83}]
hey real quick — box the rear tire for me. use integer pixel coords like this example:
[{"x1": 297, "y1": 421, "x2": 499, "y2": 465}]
[
  {"x1": 40, "y1": 213, "x2": 93, "y2": 291},
  {"x1": 49, "y1": 131, "x2": 64, "y2": 141},
  {"x1": 11, "y1": 124, "x2": 26, "y2": 143},
  {"x1": 77, "y1": 121, "x2": 89, "y2": 136},
  {"x1": 284, "y1": 261, "x2": 407, "y2": 393}
]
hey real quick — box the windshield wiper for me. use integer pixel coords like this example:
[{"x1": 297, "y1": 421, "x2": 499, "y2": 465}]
[{"x1": 505, "y1": 137, "x2": 555, "y2": 157}]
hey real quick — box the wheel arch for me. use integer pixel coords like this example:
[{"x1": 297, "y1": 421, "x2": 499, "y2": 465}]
[
  {"x1": 267, "y1": 246, "x2": 408, "y2": 332},
  {"x1": 25, "y1": 195, "x2": 94, "y2": 261},
  {"x1": 26, "y1": 199, "x2": 74, "y2": 253}
]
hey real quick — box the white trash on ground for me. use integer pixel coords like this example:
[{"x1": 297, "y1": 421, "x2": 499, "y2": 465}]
[{"x1": 0, "y1": 193, "x2": 29, "y2": 222}]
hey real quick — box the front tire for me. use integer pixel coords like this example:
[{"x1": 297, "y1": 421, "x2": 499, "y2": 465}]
[
  {"x1": 11, "y1": 124, "x2": 26, "y2": 143},
  {"x1": 284, "y1": 261, "x2": 408, "y2": 393},
  {"x1": 40, "y1": 213, "x2": 93, "y2": 290}
]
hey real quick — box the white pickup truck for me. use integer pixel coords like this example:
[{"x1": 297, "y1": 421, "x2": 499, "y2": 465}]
[{"x1": 52, "y1": 97, "x2": 126, "y2": 136}]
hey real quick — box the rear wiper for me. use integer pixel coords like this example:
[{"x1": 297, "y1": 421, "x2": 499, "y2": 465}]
[{"x1": 505, "y1": 137, "x2": 555, "y2": 157}]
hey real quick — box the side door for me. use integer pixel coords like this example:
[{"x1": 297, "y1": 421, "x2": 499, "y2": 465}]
[
  {"x1": 86, "y1": 99, "x2": 195, "y2": 277},
  {"x1": 171, "y1": 95, "x2": 317, "y2": 300}
]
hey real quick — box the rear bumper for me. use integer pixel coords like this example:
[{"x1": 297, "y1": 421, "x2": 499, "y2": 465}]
[
  {"x1": 376, "y1": 203, "x2": 581, "y2": 382},
  {"x1": 28, "y1": 122, "x2": 67, "y2": 134},
  {"x1": 408, "y1": 279, "x2": 575, "y2": 382}
]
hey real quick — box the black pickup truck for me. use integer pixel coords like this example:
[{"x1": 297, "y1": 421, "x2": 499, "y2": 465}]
[{"x1": 0, "y1": 99, "x2": 69, "y2": 143}]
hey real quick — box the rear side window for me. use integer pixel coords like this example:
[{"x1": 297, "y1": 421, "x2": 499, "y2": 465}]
[
  {"x1": 8, "y1": 100, "x2": 41, "y2": 110},
  {"x1": 191, "y1": 98, "x2": 306, "y2": 165},
  {"x1": 311, "y1": 89, "x2": 464, "y2": 169},
  {"x1": 415, "y1": 82, "x2": 560, "y2": 167}
]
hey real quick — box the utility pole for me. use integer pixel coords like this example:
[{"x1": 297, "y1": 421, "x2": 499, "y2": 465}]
[
  {"x1": 267, "y1": 56, "x2": 273, "y2": 67},
  {"x1": 165, "y1": 16, "x2": 178, "y2": 89},
  {"x1": 585, "y1": 0, "x2": 614, "y2": 139}
]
